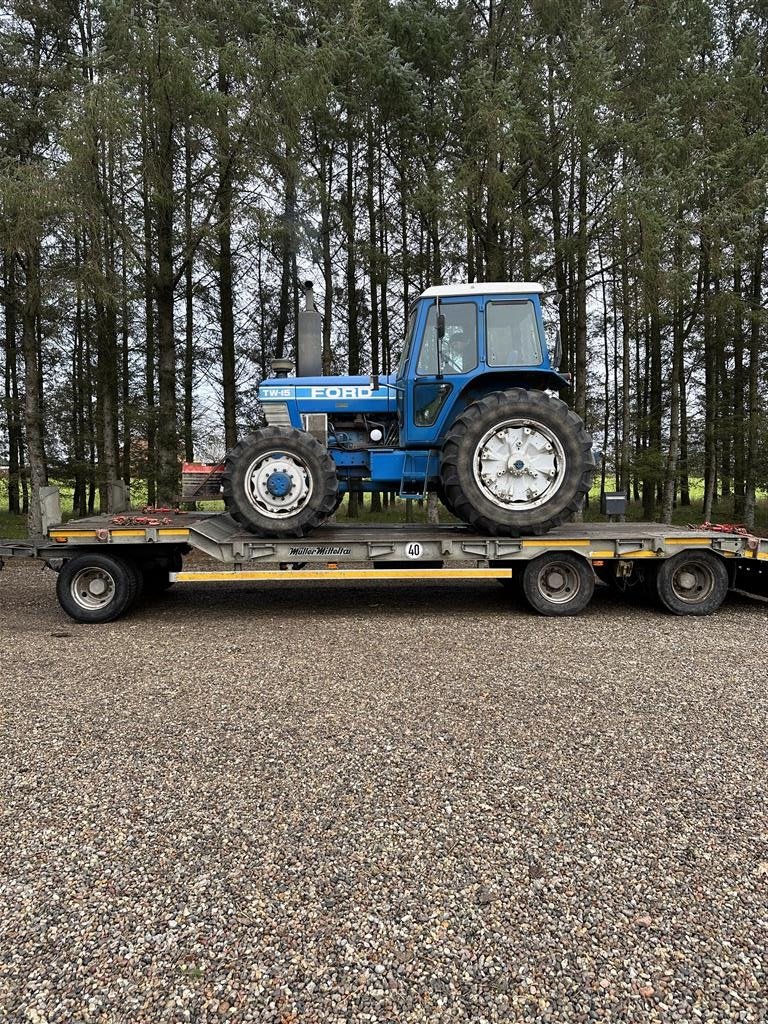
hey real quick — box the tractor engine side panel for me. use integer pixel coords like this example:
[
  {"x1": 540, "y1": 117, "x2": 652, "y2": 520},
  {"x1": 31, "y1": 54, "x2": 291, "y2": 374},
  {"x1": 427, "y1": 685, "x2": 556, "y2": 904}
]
[{"x1": 260, "y1": 376, "x2": 394, "y2": 431}]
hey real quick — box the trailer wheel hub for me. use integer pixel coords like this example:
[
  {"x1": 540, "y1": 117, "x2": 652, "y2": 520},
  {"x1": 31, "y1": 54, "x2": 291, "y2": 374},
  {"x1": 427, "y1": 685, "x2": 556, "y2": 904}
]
[{"x1": 70, "y1": 567, "x2": 116, "y2": 611}]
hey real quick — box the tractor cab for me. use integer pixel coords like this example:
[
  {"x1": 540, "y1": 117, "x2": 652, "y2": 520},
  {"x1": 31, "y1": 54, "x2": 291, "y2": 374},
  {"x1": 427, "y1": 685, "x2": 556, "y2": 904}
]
[{"x1": 395, "y1": 283, "x2": 568, "y2": 449}]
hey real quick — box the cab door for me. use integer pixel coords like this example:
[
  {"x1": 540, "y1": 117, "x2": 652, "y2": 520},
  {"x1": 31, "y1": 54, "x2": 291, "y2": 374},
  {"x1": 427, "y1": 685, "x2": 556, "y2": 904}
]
[{"x1": 400, "y1": 298, "x2": 481, "y2": 447}]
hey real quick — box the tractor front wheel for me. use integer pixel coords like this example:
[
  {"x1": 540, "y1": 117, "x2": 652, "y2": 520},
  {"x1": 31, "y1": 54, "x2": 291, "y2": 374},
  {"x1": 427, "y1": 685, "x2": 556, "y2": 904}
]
[
  {"x1": 223, "y1": 426, "x2": 339, "y2": 537},
  {"x1": 440, "y1": 389, "x2": 594, "y2": 537}
]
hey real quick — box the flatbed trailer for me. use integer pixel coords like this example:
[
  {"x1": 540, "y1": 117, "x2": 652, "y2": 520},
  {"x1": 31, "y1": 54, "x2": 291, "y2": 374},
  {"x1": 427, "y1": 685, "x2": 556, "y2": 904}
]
[{"x1": 1, "y1": 508, "x2": 767, "y2": 623}]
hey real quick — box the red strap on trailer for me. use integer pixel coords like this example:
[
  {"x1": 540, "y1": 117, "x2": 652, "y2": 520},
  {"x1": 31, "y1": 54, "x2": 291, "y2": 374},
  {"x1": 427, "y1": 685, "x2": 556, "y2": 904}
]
[
  {"x1": 691, "y1": 521, "x2": 760, "y2": 550},
  {"x1": 110, "y1": 515, "x2": 173, "y2": 527}
]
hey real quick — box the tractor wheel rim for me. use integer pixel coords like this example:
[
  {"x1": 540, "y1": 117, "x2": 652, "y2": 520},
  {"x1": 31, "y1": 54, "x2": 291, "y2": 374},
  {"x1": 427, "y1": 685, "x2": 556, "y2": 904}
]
[
  {"x1": 474, "y1": 418, "x2": 566, "y2": 511},
  {"x1": 70, "y1": 568, "x2": 116, "y2": 611},
  {"x1": 670, "y1": 561, "x2": 714, "y2": 603},
  {"x1": 244, "y1": 450, "x2": 314, "y2": 519},
  {"x1": 535, "y1": 561, "x2": 580, "y2": 604}
]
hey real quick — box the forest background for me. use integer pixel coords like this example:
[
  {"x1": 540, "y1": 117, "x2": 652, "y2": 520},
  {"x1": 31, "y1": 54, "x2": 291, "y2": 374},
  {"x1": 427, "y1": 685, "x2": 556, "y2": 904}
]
[{"x1": 1, "y1": 0, "x2": 767, "y2": 535}]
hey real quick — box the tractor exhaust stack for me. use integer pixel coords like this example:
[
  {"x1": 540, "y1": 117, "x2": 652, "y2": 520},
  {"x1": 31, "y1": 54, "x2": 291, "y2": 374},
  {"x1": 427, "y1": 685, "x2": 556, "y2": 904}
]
[{"x1": 297, "y1": 281, "x2": 323, "y2": 377}]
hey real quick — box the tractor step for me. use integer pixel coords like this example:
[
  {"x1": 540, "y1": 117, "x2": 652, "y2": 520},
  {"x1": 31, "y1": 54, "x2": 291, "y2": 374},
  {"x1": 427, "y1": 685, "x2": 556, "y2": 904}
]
[{"x1": 399, "y1": 451, "x2": 431, "y2": 499}]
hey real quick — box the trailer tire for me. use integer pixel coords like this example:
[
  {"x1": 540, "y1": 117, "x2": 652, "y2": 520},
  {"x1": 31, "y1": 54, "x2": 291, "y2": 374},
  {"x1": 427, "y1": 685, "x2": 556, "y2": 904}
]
[
  {"x1": 57, "y1": 552, "x2": 141, "y2": 624},
  {"x1": 141, "y1": 550, "x2": 183, "y2": 596},
  {"x1": 488, "y1": 560, "x2": 523, "y2": 595},
  {"x1": 521, "y1": 552, "x2": 594, "y2": 616},
  {"x1": 223, "y1": 426, "x2": 339, "y2": 537},
  {"x1": 654, "y1": 550, "x2": 728, "y2": 615},
  {"x1": 441, "y1": 389, "x2": 594, "y2": 536}
]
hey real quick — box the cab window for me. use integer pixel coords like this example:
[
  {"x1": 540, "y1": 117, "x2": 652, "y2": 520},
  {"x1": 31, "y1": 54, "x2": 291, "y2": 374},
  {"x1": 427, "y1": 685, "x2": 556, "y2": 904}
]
[
  {"x1": 397, "y1": 308, "x2": 418, "y2": 378},
  {"x1": 417, "y1": 302, "x2": 478, "y2": 375},
  {"x1": 486, "y1": 301, "x2": 541, "y2": 366}
]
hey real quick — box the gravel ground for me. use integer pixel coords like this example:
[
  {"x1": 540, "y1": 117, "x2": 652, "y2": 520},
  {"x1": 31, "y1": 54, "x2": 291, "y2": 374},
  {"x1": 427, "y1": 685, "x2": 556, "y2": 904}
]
[{"x1": 0, "y1": 559, "x2": 767, "y2": 1023}]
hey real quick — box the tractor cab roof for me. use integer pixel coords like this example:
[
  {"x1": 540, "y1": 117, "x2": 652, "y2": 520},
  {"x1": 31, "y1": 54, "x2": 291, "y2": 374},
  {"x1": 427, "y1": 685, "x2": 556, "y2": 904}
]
[{"x1": 420, "y1": 282, "x2": 545, "y2": 299}]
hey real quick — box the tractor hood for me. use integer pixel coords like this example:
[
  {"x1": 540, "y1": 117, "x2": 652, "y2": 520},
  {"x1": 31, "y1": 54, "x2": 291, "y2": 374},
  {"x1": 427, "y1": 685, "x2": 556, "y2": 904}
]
[{"x1": 259, "y1": 374, "x2": 395, "y2": 427}]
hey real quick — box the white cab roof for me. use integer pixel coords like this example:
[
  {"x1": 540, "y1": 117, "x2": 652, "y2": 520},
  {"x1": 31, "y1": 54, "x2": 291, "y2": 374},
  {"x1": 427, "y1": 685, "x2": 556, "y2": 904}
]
[{"x1": 420, "y1": 281, "x2": 544, "y2": 298}]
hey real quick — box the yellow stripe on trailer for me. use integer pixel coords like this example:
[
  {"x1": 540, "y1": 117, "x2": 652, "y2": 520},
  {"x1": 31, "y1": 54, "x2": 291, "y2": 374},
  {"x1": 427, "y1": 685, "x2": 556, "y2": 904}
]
[
  {"x1": 666, "y1": 537, "x2": 710, "y2": 546},
  {"x1": 110, "y1": 529, "x2": 148, "y2": 537},
  {"x1": 173, "y1": 567, "x2": 515, "y2": 584},
  {"x1": 50, "y1": 530, "x2": 98, "y2": 539},
  {"x1": 521, "y1": 539, "x2": 589, "y2": 548},
  {"x1": 159, "y1": 528, "x2": 190, "y2": 537}
]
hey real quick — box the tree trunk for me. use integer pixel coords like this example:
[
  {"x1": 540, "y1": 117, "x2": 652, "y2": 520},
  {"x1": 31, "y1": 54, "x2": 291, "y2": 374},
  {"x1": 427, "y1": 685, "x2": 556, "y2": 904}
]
[
  {"x1": 702, "y1": 252, "x2": 716, "y2": 522},
  {"x1": 275, "y1": 163, "x2": 296, "y2": 362},
  {"x1": 344, "y1": 130, "x2": 360, "y2": 374},
  {"x1": 732, "y1": 261, "x2": 745, "y2": 518},
  {"x1": 20, "y1": 249, "x2": 47, "y2": 535},
  {"x1": 661, "y1": 226, "x2": 683, "y2": 524},
  {"x1": 154, "y1": 100, "x2": 178, "y2": 502},
  {"x1": 141, "y1": 79, "x2": 157, "y2": 505},
  {"x1": 744, "y1": 214, "x2": 764, "y2": 531},
  {"x1": 218, "y1": 64, "x2": 237, "y2": 451},
  {"x1": 3, "y1": 256, "x2": 21, "y2": 515},
  {"x1": 366, "y1": 112, "x2": 379, "y2": 377},
  {"x1": 574, "y1": 143, "x2": 588, "y2": 426},
  {"x1": 182, "y1": 121, "x2": 195, "y2": 464}
]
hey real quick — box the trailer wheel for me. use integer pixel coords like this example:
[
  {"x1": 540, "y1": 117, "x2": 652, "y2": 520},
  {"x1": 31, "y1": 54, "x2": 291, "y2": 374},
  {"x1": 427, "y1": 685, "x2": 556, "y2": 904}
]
[
  {"x1": 223, "y1": 426, "x2": 339, "y2": 537},
  {"x1": 654, "y1": 551, "x2": 728, "y2": 615},
  {"x1": 56, "y1": 553, "x2": 141, "y2": 624},
  {"x1": 141, "y1": 550, "x2": 183, "y2": 596},
  {"x1": 521, "y1": 552, "x2": 594, "y2": 616},
  {"x1": 488, "y1": 560, "x2": 523, "y2": 595}
]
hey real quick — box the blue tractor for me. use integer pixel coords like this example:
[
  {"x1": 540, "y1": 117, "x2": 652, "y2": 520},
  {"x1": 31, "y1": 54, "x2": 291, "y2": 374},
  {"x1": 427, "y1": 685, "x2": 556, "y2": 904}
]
[{"x1": 223, "y1": 282, "x2": 594, "y2": 537}]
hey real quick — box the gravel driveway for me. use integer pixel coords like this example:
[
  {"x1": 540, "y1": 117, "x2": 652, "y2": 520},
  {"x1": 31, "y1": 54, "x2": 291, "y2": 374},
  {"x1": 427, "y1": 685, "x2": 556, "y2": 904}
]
[{"x1": 1, "y1": 560, "x2": 766, "y2": 1022}]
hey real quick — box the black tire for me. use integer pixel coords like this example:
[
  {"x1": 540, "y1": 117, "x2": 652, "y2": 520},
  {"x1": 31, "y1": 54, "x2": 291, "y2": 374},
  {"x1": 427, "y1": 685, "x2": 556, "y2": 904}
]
[
  {"x1": 521, "y1": 552, "x2": 595, "y2": 616},
  {"x1": 440, "y1": 389, "x2": 594, "y2": 537},
  {"x1": 488, "y1": 560, "x2": 523, "y2": 594},
  {"x1": 223, "y1": 426, "x2": 339, "y2": 537},
  {"x1": 56, "y1": 552, "x2": 141, "y2": 624},
  {"x1": 141, "y1": 550, "x2": 183, "y2": 596},
  {"x1": 654, "y1": 550, "x2": 728, "y2": 615},
  {"x1": 435, "y1": 482, "x2": 459, "y2": 518}
]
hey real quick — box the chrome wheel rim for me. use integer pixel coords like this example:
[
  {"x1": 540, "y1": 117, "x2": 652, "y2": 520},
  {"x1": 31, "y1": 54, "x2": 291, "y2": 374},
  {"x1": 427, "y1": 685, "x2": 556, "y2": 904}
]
[
  {"x1": 670, "y1": 561, "x2": 714, "y2": 604},
  {"x1": 535, "y1": 561, "x2": 580, "y2": 605},
  {"x1": 244, "y1": 450, "x2": 313, "y2": 519},
  {"x1": 473, "y1": 419, "x2": 566, "y2": 510},
  {"x1": 70, "y1": 567, "x2": 116, "y2": 611}
]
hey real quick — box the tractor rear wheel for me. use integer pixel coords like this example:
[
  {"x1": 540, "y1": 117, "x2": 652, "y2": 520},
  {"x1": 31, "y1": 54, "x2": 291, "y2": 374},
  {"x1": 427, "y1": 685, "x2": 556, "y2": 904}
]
[
  {"x1": 440, "y1": 389, "x2": 594, "y2": 537},
  {"x1": 223, "y1": 426, "x2": 339, "y2": 537}
]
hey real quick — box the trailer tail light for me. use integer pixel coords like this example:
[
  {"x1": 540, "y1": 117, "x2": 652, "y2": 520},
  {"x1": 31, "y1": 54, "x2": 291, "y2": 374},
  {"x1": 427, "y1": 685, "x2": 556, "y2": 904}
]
[{"x1": 54, "y1": 536, "x2": 68, "y2": 544}]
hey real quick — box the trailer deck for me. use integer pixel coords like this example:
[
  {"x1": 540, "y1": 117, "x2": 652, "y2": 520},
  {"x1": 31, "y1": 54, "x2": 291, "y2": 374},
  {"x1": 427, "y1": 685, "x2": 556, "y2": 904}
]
[{"x1": 2, "y1": 509, "x2": 767, "y2": 622}]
